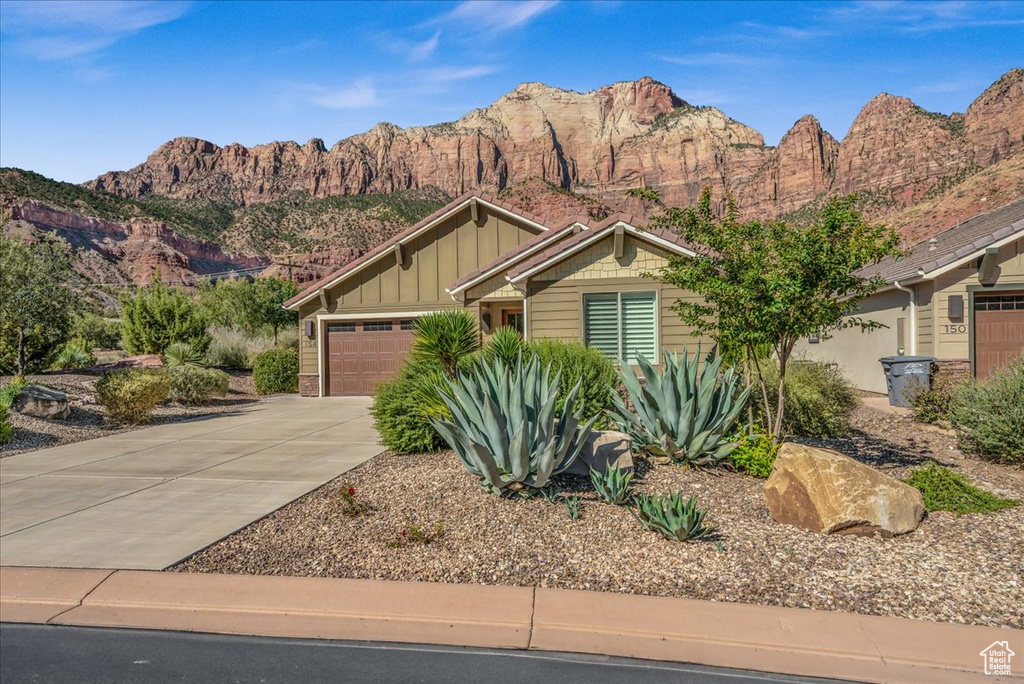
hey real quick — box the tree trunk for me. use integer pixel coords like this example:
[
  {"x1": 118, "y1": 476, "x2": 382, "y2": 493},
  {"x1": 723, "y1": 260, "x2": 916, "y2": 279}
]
[
  {"x1": 751, "y1": 350, "x2": 774, "y2": 439},
  {"x1": 16, "y1": 326, "x2": 26, "y2": 377},
  {"x1": 772, "y1": 339, "x2": 795, "y2": 440}
]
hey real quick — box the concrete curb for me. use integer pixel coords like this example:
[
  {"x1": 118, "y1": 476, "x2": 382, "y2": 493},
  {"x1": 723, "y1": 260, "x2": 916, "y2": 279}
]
[{"x1": 2, "y1": 567, "x2": 1020, "y2": 683}]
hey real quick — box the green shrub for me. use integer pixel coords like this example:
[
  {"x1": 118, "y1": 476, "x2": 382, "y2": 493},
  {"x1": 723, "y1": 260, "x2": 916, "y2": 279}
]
[
  {"x1": 0, "y1": 405, "x2": 11, "y2": 444},
  {"x1": 205, "y1": 326, "x2": 271, "y2": 369},
  {"x1": 168, "y1": 366, "x2": 230, "y2": 405},
  {"x1": 96, "y1": 369, "x2": 171, "y2": 424},
  {"x1": 252, "y1": 348, "x2": 299, "y2": 395},
  {"x1": 163, "y1": 342, "x2": 206, "y2": 368},
  {"x1": 482, "y1": 326, "x2": 526, "y2": 367},
  {"x1": 949, "y1": 358, "x2": 1024, "y2": 464},
  {"x1": 70, "y1": 313, "x2": 121, "y2": 350},
  {"x1": 760, "y1": 360, "x2": 856, "y2": 437},
  {"x1": 48, "y1": 338, "x2": 96, "y2": 370},
  {"x1": 371, "y1": 360, "x2": 449, "y2": 454},
  {"x1": 908, "y1": 374, "x2": 961, "y2": 425},
  {"x1": 120, "y1": 280, "x2": 210, "y2": 355},
  {"x1": 729, "y1": 432, "x2": 778, "y2": 478},
  {"x1": 528, "y1": 339, "x2": 617, "y2": 421},
  {"x1": 904, "y1": 462, "x2": 1018, "y2": 514},
  {"x1": 0, "y1": 378, "x2": 27, "y2": 410}
]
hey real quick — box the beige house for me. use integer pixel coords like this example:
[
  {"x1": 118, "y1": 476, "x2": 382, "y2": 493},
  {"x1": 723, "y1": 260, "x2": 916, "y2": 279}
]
[
  {"x1": 796, "y1": 199, "x2": 1024, "y2": 393},
  {"x1": 284, "y1": 193, "x2": 708, "y2": 396}
]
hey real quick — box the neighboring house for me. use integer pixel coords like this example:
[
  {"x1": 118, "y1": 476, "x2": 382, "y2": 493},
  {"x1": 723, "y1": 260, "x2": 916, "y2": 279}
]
[
  {"x1": 283, "y1": 193, "x2": 708, "y2": 396},
  {"x1": 796, "y1": 199, "x2": 1024, "y2": 393}
]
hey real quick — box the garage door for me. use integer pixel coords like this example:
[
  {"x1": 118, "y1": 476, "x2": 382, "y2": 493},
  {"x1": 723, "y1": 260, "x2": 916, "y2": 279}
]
[
  {"x1": 974, "y1": 292, "x2": 1024, "y2": 379},
  {"x1": 325, "y1": 319, "x2": 415, "y2": 396}
]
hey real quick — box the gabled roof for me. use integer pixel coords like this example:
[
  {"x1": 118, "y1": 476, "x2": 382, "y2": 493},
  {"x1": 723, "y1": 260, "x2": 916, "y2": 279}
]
[
  {"x1": 860, "y1": 199, "x2": 1024, "y2": 285},
  {"x1": 283, "y1": 192, "x2": 552, "y2": 310},
  {"x1": 507, "y1": 213, "x2": 697, "y2": 283},
  {"x1": 445, "y1": 219, "x2": 586, "y2": 296}
]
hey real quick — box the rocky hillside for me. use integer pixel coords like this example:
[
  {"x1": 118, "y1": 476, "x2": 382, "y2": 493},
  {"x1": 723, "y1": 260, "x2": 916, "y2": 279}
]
[{"x1": 89, "y1": 70, "x2": 1023, "y2": 228}]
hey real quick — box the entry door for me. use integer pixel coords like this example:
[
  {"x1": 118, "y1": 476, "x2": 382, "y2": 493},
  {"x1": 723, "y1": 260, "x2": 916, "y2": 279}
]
[
  {"x1": 325, "y1": 319, "x2": 415, "y2": 395},
  {"x1": 974, "y1": 292, "x2": 1024, "y2": 378}
]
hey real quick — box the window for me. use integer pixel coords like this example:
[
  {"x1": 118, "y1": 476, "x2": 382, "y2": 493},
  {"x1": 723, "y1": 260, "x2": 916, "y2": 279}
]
[
  {"x1": 400, "y1": 320, "x2": 414, "y2": 331},
  {"x1": 363, "y1": 320, "x2": 394, "y2": 332},
  {"x1": 975, "y1": 294, "x2": 1024, "y2": 311},
  {"x1": 327, "y1": 322, "x2": 355, "y2": 333},
  {"x1": 583, "y1": 291, "x2": 657, "y2": 364}
]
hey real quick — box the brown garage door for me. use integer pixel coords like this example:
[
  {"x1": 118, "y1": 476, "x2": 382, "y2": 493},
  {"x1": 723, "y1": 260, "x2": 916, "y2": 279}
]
[
  {"x1": 974, "y1": 292, "x2": 1024, "y2": 379},
  {"x1": 325, "y1": 319, "x2": 415, "y2": 396}
]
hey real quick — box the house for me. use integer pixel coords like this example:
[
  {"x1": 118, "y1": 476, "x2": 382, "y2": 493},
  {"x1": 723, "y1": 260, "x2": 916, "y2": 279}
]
[
  {"x1": 283, "y1": 193, "x2": 709, "y2": 396},
  {"x1": 795, "y1": 199, "x2": 1024, "y2": 393}
]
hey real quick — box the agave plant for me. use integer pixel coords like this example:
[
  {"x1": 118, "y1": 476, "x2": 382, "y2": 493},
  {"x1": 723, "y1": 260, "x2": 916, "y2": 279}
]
[
  {"x1": 590, "y1": 466, "x2": 634, "y2": 505},
  {"x1": 163, "y1": 341, "x2": 206, "y2": 368},
  {"x1": 561, "y1": 494, "x2": 582, "y2": 520},
  {"x1": 411, "y1": 310, "x2": 480, "y2": 378},
  {"x1": 482, "y1": 326, "x2": 526, "y2": 368},
  {"x1": 610, "y1": 348, "x2": 750, "y2": 467},
  {"x1": 632, "y1": 492, "x2": 713, "y2": 541},
  {"x1": 429, "y1": 353, "x2": 598, "y2": 497}
]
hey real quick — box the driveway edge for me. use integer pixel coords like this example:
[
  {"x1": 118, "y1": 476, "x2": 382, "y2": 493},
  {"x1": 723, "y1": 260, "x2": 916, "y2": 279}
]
[{"x1": 2, "y1": 567, "x2": 1020, "y2": 683}]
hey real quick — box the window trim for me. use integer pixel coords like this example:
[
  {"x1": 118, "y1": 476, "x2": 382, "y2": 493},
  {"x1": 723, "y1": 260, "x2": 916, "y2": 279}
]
[{"x1": 582, "y1": 290, "x2": 659, "y2": 365}]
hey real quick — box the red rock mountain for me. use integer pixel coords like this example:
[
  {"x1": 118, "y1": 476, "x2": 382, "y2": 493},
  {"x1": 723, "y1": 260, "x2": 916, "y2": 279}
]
[{"x1": 88, "y1": 70, "x2": 1023, "y2": 230}]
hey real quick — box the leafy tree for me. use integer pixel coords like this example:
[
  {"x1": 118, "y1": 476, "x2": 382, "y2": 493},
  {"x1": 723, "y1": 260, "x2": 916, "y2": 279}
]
[
  {"x1": 120, "y1": 277, "x2": 210, "y2": 355},
  {"x1": 198, "y1": 277, "x2": 298, "y2": 343},
  {"x1": 0, "y1": 233, "x2": 76, "y2": 375},
  {"x1": 651, "y1": 188, "x2": 901, "y2": 442}
]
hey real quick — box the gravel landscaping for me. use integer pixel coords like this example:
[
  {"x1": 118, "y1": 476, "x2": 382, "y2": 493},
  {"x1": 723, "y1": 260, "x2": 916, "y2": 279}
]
[
  {"x1": 175, "y1": 400, "x2": 1024, "y2": 629},
  {"x1": 1, "y1": 371, "x2": 261, "y2": 457}
]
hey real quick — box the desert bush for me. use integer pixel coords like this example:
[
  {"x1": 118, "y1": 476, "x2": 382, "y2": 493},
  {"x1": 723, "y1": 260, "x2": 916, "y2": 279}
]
[
  {"x1": 371, "y1": 360, "x2": 451, "y2": 454},
  {"x1": 168, "y1": 365, "x2": 230, "y2": 405},
  {"x1": 163, "y1": 342, "x2": 206, "y2": 368},
  {"x1": 528, "y1": 339, "x2": 617, "y2": 421},
  {"x1": 95, "y1": 368, "x2": 171, "y2": 424},
  {"x1": 0, "y1": 405, "x2": 11, "y2": 444},
  {"x1": 205, "y1": 326, "x2": 271, "y2": 369},
  {"x1": 120, "y1": 280, "x2": 210, "y2": 355},
  {"x1": 252, "y1": 348, "x2": 299, "y2": 395},
  {"x1": 908, "y1": 373, "x2": 961, "y2": 425},
  {"x1": 70, "y1": 313, "x2": 121, "y2": 350},
  {"x1": 729, "y1": 431, "x2": 778, "y2": 478},
  {"x1": 949, "y1": 358, "x2": 1024, "y2": 465},
  {"x1": 904, "y1": 462, "x2": 1018, "y2": 514},
  {"x1": 0, "y1": 378, "x2": 27, "y2": 410},
  {"x1": 48, "y1": 338, "x2": 96, "y2": 370},
  {"x1": 759, "y1": 360, "x2": 856, "y2": 437},
  {"x1": 276, "y1": 326, "x2": 300, "y2": 350}
]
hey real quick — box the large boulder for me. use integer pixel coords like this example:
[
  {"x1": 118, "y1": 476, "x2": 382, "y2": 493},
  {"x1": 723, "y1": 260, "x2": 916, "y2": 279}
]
[
  {"x1": 565, "y1": 430, "x2": 633, "y2": 476},
  {"x1": 13, "y1": 385, "x2": 70, "y2": 420},
  {"x1": 764, "y1": 443, "x2": 924, "y2": 537}
]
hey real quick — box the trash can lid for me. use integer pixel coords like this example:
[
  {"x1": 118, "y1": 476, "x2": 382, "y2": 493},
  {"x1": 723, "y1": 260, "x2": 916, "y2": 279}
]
[{"x1": 879, "y1": 355, "x2": 936, "y2": 363}]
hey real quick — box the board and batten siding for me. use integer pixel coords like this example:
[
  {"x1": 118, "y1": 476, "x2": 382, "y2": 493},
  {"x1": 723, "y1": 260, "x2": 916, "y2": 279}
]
[
  {"x1": 525, "y1": 233, "x2": 710, "y2": 354},
  {"x1": 296, "y1": 204, "x2": 544, "y2": 375}
]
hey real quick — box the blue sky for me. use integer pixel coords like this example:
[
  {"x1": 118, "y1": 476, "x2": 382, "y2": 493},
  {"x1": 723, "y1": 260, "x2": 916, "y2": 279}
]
[{"x1": 1, "y1": 0, "x2": 1021, "y2": 184}]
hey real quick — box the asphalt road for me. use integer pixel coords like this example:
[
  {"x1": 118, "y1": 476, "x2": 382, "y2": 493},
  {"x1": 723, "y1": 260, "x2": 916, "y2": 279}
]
[{"x1": 1, "y1": 623, "x2": 849, "y2": 684}]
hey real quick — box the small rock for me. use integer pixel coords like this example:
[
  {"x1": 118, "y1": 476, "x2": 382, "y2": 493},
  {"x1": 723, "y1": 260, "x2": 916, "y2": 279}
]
[{"x1": 13, "y1": 385, "x2": 70, "y2": 420}]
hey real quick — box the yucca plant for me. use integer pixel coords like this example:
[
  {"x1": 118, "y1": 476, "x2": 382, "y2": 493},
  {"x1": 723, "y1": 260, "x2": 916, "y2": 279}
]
[
  {"x1": 411, "y1": 310, "x2": 481, "y2": 377},
  {"x1": 610, "y1": 348, "x2": 750, "y2": 467},
  {"x1": 49, "y1": 338, "x2": 95, "y2": 370},
  {"x1": 632, "y1": 492, "x2": 713, "y2": 541},
  {"x1": 163, "y1": 341, "x2": 206, "y2": 368},
  {"x1": 590, "y1": 466, "x2": 634, "y2": 505},
  {"x1": 482, "y1": 326, "x2": 526, "y2": 368},
  {"x1": 429, "y1": 353, "x2": 598, "y2": 497}
]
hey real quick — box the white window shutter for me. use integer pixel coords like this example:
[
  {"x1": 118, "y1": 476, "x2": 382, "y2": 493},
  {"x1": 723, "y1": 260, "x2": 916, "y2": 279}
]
[
  {"x1": 621, "y1": 292, "x2": 657, "y2": 364},
  {"x1": 584, "y1": 294, "x2": 619, "y2": 359}
]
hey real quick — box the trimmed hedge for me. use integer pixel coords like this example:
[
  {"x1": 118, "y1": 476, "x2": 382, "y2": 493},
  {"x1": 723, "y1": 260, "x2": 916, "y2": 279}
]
[
  {"x1": 96, "y1": 369, "x2": 171, "y2": 424},
  {"x1": 252, "y1": 348, "x2": 299, "y2": 395},
  {"x1": 168, "y1": 365, "x2": 230, "y2": 405}
]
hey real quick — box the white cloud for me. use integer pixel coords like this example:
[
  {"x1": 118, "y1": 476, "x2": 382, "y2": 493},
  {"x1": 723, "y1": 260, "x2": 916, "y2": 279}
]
[
  {"x1": 825, "y1": 0, "x2": 1024, "y2": 32},
  {"x1": 299, "y1": 79, "x2": 382, "y2": 110},
  {"x1": 425, "y1": 65, "x2": 497, "y2": 82},
  {"x1": 439, "y1": 0, "x2": 559, "y2": 33},
  {"x1": 408, "y1": 31, "x2": 442, "y2": 61},
  {"x1": 659, "y1": 52, "x2": 765, "y2": 68},
  {"x1": 1, "y1": 1, "x2": 190, "y2": 61}
]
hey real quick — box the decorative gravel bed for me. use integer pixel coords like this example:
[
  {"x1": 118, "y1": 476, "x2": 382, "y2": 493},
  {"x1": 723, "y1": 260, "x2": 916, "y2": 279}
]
[
  {"x1": 1, "y1": 371, "x2": 261, "y2": 457},
  {"x1": 174, "y1": 402, "x2": 1024, "y2": 628}
]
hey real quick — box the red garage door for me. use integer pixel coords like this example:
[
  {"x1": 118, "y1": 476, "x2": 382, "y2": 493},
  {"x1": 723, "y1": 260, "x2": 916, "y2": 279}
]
[
  {"x1": 974, "y1": 292, "x2": 1024, "y2": 379},
  {"x1": 325, "y1": 319, "x2": 415, "y2": 396}
]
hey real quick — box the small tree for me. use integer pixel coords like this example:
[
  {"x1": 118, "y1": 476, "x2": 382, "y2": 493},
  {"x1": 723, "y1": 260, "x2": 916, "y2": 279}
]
[
  {"x1": 0, "y1": 234, "x2": 76, "y2": 375},
  {"x1": 198, "y1": 277, "x2": 298, "y2": 343},
  {"x1": 120, "y1": 277, "x2": 210, "y2": 355},
  {"x1": 652, "y1": 189, "x2": 901, "y2": 442}
]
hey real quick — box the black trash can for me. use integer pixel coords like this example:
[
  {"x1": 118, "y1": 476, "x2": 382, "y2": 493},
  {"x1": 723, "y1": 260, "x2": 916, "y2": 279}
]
[{"x1": 879, "y1": 356, "x2": 935, "y2": 407}]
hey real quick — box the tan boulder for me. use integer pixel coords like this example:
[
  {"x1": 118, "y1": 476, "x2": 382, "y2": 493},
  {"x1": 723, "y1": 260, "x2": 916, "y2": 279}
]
[
  {"x1": 565, "y1": 430, "x2": 633, "y2": 476},
  {"x1": 764, "y1": 443, "x2": 924, "y2": 537}
]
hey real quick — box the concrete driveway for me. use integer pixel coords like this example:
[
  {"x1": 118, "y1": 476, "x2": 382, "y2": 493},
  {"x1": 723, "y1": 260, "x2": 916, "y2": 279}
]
[{"x1": 0, "y1": 397, "x2": 382, "y2": 570}]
